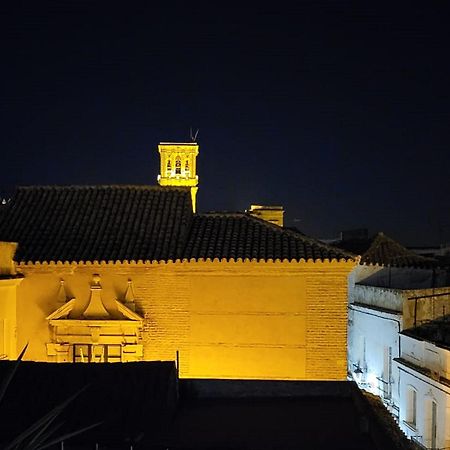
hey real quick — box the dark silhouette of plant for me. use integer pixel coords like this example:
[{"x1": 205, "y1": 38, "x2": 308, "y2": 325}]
[{"x1": 0, "y1": 345, "x2": 101, "y2": 450}]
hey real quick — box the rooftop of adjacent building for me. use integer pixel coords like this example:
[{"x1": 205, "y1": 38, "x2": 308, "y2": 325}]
[
  {"x1": 402, "y1": 314, "x2": 450, "y2": 351},
  {"x1": 0, "y1": 185, "x2": 353, "y2": 264},
  {"x1": 331, "y1": 229, "x2": 441, "y2": 269},
  {"x1": 408, "y1": 244, "x2": 450, "y2": 257}
]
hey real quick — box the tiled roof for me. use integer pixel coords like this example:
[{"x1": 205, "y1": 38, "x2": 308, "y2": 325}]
[
  {"x1": 183, "y1": 213, "x2": 353, "y2": 262},
  {"x1": 0, "y1": 186, "x2": 354, "y2": 263},
  {"x1": 0, "y1": 186, "x2": 193, "y2": 262},
  {"x1": 361, "y1": 232, "x2": 436, "y2": 268},
  {"x1": 333, "y1": 232, "x2": 436, "y2": 268}
]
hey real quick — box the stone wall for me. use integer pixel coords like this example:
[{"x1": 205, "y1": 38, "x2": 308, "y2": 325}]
[{"x1": 12, "y1": 258, "x2": 354, "y2": 380}]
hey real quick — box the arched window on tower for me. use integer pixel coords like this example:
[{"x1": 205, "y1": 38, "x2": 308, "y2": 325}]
[
  {"x1": 175, "y1": 156, "x2": 181, "y2": 175},
  {"x1": 166, "y1": 159, "x2": 172, "y2": 175},
  {"x1": 185, "y1": 159, "x2": 190, "y2": 176}
]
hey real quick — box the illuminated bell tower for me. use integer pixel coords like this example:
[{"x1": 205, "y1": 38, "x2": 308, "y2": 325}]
[{"x1": 157, "y1": 142, "x2": 199, "y2": 212}]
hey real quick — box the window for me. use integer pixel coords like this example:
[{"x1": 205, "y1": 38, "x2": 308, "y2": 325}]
[
  {"x1": 430, "y1": 400, "x2": 437, "y2": 449},
  {"x1": 382, "y1": 346, "x2": 392, "y2": 400},
  {"x1": 406, "y1": 386, "x2": 417, "y2": 428},
  {"x1": 72, "y1": 344, "x2": 122, "y2": 363},
  {"x1": 175, "y1": 156, "x2": 181, "y2": 174},
  {"x1": 166, "y1": 159, "x2": 172, "y2": 174},
  {"x1": 185, "y1": 159, "x2": 190, "y2": 175}
]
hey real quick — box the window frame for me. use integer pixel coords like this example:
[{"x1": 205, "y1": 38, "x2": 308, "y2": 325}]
[
  {"x1": 405, "y1": 385, "x2": 418, "y2": 429},
  {"x1": 72, "y1": 344, "x2": 122, "y2": 363}
]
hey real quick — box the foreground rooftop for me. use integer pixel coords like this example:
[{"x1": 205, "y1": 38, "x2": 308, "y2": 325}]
[{"x1": 0, "y1": 362, "x2": 414, "y2": 450}]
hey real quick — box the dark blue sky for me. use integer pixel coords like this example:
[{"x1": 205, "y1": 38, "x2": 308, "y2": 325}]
[{"x1": 1, "y1": 2, "x2": 449, "y2": 246}]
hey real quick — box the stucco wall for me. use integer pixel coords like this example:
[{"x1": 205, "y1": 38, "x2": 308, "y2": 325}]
[
  {"x1": 397, "y1": 344, "x2": 450, "y2": 450},
  {"x1": 402, "y1": 288, "x2": 450, "y2": 330},
  {"x1": 350, "y1": 285, "x2": 403, "y2": 312},
  {"x1": 13, "y1": 259, "x2": 353, "y2": 380},
  {"x1": 348, "y1": 304, "x2": 401, "y2": 408},
  {"x1": 0, "y1": 278, "x2": 22, "y2": 359},
  {"x1": 401, "y1": 333, "x2": 450, "y2": 380}
]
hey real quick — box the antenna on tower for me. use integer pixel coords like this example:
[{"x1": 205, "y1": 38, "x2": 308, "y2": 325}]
[{"x1": 190, "y1": 127, "x2": 199, "y2": 142}]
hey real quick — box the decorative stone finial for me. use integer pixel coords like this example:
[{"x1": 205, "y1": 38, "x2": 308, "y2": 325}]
[
  {"x1": 57, "y1": 279, "x2": 69, "y2": 305},
  {"x1": 124, "y1": 279, "x2": 136, "y2": 311},
  {"x1": 83, "y1": 274, "x2": 110, "y2": 319}
]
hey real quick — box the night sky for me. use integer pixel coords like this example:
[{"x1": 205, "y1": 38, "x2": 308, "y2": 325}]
[{"x1": 1, "y1": 2, "x2": 449, "y2": 246}]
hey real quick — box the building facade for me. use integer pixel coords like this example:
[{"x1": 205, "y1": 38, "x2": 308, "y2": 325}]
[
  {"x1": 396, "y1": 318, "x2": 450, "y2": 449},
  {"x1": 346, "y1": 233, "x2": 450, "y2": 424},
  {"x1": 348, "y1": 282, "x2": 450, "y2": 416},
  {"x1": 0, "y1": 143, "x2": 355, "y2": 380}
]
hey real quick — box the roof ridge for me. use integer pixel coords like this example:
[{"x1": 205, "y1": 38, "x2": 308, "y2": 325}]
[
  {"x1": 16, "y1": 184, "x2": 191, "y2": 191},
  {"x1": 200, "y1": 211, "x2": 246, "y2": 217}
]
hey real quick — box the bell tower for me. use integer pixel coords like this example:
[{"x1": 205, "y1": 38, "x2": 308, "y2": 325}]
[{"x1": 157, "y1": 142, "x2": 199, "y2": 212}]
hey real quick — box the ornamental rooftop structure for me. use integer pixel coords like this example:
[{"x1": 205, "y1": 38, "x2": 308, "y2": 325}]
[{"x1": 0, "y1": 185, "x2": 352, "y2": 264}]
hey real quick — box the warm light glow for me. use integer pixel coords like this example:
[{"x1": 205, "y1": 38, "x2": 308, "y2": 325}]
[{"x1": 3, "y1": 256, "x2": 356, "y2": 380}]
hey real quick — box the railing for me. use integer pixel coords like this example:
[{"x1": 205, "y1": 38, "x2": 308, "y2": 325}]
[{"x1": 411, "y1": 435, "x2": 426, "y2": 449}]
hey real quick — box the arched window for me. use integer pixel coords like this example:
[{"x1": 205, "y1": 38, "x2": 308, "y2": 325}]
[
  {"x1": 424, "y1": 395, "x2": 438, "y2": 448},
  {"x1": 185, "y1": 159, "x2": 190, "y2": 175},
  {"x1": 406, "y1": 385, "x2": 417, "y2": 428},
  {"x1": 175, "y1": 156, "x2": 181, "y2": 174},
  {"x1": 166, "y1": 159, "x2": 172, "y2": 174}
]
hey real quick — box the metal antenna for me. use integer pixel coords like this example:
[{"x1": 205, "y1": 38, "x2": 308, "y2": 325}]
[{"x1": 190, "y1": 127, "x2": 199, "y2": 142}]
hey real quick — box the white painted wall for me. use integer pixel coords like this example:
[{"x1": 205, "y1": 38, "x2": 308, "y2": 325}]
[
  {"x1": 348, "y1": 303, "x2": 402, "y2": 410},
  {"x1": 350, "y1": 284, "x2": 403, "y2": 312},
  {"x1": 397, "y1": 334, "x2": 450, "y2": 449},
  {"x1": 401, "y1": 333, "x2": 450, "y2": 379},
  {"x1": 348, "y1": 264, "x2": 450, "y2": 447}
]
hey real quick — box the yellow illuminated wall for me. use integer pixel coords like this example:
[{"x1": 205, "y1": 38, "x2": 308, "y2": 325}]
[
  {"x1": 248, "y1": 205, "x2": 284, "y2": 227},
  {"x1": 0, "y1": 242, "x2": 22, "y2": 360},
  {"x1": 0, "y1": 278, "x2": 22, "y2": 360},
  {"x1": 11, "y1": 258, "x2": 353, "y2": 380}
]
